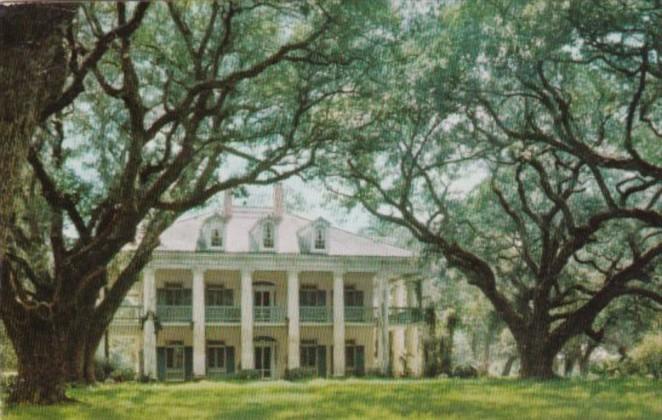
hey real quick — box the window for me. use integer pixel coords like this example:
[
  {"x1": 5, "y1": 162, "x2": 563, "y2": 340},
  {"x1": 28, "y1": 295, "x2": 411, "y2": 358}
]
[
  {"x1": 207, "y1": 344, "x2": 226, "y2": 371},
  {"x1": 314, "y1": 227, "x2": 325, "y2": 250},
  {"x1": 301, "y1": 344, "x2": 317, "y2": 369},
  {"x1": 158, "y1": 284, "x2": 192, "y2": 306},
  {"x1": 206, "y1": 286, "x2": 233, "y2": 306},
  {"x1": 345, "y1": 342, "x2": 365, "y2": 376},
  {"x1": 263, "y1": 222, "x2": 274, "y2": 249},
  {"x1": 166, "y1": 343, "x2": 185, "y2": 370},
  {"x1": 210, "y1": 228, "x2": 222, "y2": 247},
  {"x1": 300, "y1": 288, "x2": 326, "y2": 306},
  {"x1": 344, "y1": 287, "x2": 364, "y2": 307}
]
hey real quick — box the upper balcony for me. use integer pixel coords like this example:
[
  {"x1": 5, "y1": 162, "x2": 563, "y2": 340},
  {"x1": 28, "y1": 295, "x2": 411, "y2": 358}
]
[
  {"x1": 115, "y1": 304, "x2": 423, "y2": 325},
  {"x1": 157, "y1": 304, "x2": 192, "y2": 323},
  {"x1": 298, "y1": 306, "x2": 377, "y2": 323}
]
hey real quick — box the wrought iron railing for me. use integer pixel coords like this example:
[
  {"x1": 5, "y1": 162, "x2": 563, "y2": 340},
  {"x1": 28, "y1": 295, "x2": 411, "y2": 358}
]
[
  {"x1": 300, "y1": 306, "x2": 332, "y2": 323},
  {"x1": 206, "y1": 306, "x2": 241, "y2": 323},
  {"x1": 345, "y1": 306, "x2": 376, "y2": 323},
  {"x1": 156, "y1": 305, "x2": 193, "y2": 323},
  {"x1": 254, "y1": 306, "x2": 286, "y2": 323},
  {"x1": 389, "y1": 307, "x2": 423, "y2": 324}
]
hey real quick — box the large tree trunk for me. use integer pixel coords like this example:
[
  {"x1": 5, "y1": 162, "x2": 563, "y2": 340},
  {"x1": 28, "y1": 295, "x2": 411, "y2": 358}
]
[
  {"x1": 0, "y1": 4, "x2": 76, "y2": 249},
  {"x1": 516, "y1": 332, "x2": 557, "y2": 379},
  {"x1": 2, "y1": 303, "x2": 69, "y2": 404}
]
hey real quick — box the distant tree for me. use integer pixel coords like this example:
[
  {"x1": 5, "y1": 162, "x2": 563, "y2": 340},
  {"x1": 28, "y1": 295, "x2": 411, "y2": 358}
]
[
  {"x1": 0, "y1": 1, "x2": 390, "y2": 404},
  {"x1": 323, "y1": 0, "x2": 661, "y2": 378}
]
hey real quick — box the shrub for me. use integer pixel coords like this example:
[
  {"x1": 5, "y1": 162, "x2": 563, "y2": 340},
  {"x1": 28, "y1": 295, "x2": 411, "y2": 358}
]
[
  {"x1": 630, "y1": 333, "x2": 662, "y2": 379},
  {"x1": 110, "y1": 368, "x2": 136, "y2": 383},
  {"x1": 228, "y1": 369, "x2": 261, "y2": 381},
  {"x1": 137, "y1": 374, "x2": 154, "y2": 383},
  {"x1": 452, "y1": 364, "x2": 478, "y2": 378},
  {"x1": 94, "y1": 358, "x2": 115, "y2": 382},
  {"x1": 1, "y1": 374, "x2": 17, "y2": 399},
  {"x1": 365, "y1": 368, "x2": 389, "y2": 378},
  {"x1": 285, "y1": 367, "x2": 316, "y2": 381}
]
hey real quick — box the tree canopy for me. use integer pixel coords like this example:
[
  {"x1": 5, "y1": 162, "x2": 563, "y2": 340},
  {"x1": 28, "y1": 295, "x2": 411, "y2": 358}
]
[
  {"x1": 323, "y1": 0, "x2": 661, "y2": 378},
  {"x1": 0, "y1": 0, "x2": 393, "y2": 403}
]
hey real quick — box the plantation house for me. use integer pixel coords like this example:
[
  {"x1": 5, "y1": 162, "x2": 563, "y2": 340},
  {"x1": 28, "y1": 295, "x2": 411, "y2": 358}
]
[{"x1": 106, "y1": 185, "x2": 424, "y2": 380}]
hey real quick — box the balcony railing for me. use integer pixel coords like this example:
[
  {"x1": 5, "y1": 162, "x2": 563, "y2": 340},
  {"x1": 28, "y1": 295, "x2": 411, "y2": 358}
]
[
  {"x1": 112, "y1": 305, "x2": 143, "y2": 323},
  {"x1": 389, "y1": 307, "x2": 423, "y2": 324},
  {"x1": 206, "y1": 306, "x2": 241, "y2": 323},
  {"x1": 254, "y1": 306, "x2": 286, "y2": 323},
  {"x1": 157, "y1": 305, "x2": 192, "y2": 323},
  {"x1": 345, "y1": 306, "x2": 375, "y2": 323},
  {"x1": 149, "y1": 304, "x2": 421, "y2": 325},
  {"x1": 300, "y1": 306, "x2": 332, "y2": 323}
]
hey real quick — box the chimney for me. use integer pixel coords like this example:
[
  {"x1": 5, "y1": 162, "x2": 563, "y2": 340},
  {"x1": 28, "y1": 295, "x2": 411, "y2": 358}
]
[
  {"x1": 223, "y1": 189, "x2": 233, "y2": 218},
  {"x1": 273, "y1": 183, "x2": 284, "y2": 218}
]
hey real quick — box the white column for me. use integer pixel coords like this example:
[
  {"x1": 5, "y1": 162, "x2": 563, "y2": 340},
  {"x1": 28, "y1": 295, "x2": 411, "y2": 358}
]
[
  {"x1": 287, "y1": 271, "x2": 300, "y2": 370},
  {"x1": 379, "y1": 274, "x2": 391, "y2": 375},
  {"x1": 393, "y1": 280, "x2": 407, "y2": 376},
  {"x1": 405, "y1": 281, "x2": 421, "y2": 377},
  {"x1": 372, "y1": 275, "x2": 383, "y2": 372},
  {"x1": 333, "y1": 271, "x2": 345, "y2": 377},
  {"x1": 240, "y1": 269, "x2": 254, "y2": 370},
  {"x1": 192, "y1": 268, "x2": 206, "y2": 378},
  {"x1": 142, "y1": 268, "x2": 157, "y2": 379}
]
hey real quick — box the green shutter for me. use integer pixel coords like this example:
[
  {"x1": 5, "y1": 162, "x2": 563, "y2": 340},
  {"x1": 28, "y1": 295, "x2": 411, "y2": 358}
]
[
  {"x1": 157, "y1": 347, "x2": 166, "y2": 381},
  {"x1": 317, "y1": 346, "x2": 327, "y2": 377},
  {"x1": 226, "y1": 347, "x2": 235, "y2": 374},
  {"x1": 185, "y1": 347, "x2": 193, "y2": 380},
  {"x1": 356, "y1": 346, "x2": 365, "y2": 377}
]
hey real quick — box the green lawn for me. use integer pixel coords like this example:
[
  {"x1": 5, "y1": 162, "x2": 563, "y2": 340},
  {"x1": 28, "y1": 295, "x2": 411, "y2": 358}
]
[{"x1": 3, "y1": 378, "x2": 661, "y2": 419}]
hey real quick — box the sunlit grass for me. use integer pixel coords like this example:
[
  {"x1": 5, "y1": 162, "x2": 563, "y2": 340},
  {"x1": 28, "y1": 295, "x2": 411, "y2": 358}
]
[{"x1": 4, "y1": 378, "x2": 661, "y2": 419}]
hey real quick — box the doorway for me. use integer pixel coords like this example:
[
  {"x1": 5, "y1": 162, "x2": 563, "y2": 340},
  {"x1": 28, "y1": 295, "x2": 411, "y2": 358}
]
[
  {"x1": 255, "y1": 341, "x2": 276, "y2": 379},
  {"x1": 254, "y1": 285, "x2": 275, "y2": 322}
]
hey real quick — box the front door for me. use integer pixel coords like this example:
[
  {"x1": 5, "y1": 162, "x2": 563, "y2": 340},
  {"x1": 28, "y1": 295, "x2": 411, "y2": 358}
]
[
  {"x1": 255, "y1": 343, "x2": 275, "y2": 379},
  {"x1": 165, "y1": 344, "x2": 185, "y2": 381},
  {"x1": 254, "y1": 288, "x2": 273, "y2": 322}
]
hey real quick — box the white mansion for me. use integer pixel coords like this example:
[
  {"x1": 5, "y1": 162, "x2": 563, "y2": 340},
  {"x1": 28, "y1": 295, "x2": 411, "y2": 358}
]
[{"x1": 109, "y1": 184, "x2": 424, "y2": 380}]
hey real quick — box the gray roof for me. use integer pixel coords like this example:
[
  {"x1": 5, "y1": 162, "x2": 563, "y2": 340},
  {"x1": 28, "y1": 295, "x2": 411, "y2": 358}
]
[{"x1": 156, "y1": 206, "x2": 414, "y2": 258}]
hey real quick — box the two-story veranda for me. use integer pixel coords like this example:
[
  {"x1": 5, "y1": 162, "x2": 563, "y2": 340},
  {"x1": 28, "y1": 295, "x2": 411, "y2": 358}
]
[{"x1": 110, "y1": 186, "x2": 424, "y2": 381}]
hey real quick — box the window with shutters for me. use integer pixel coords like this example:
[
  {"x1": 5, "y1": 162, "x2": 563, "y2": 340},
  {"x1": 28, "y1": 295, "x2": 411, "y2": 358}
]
[
  {"x1": 300, "y1": 344, "x2": 317, "y2": 369},
  {"x1": 158, "y1": 283, "x2": 192, "y2": 306},
  {"x1": 207, "y1": 344, "x2": 226, "y2": 372},
  {"x1": 300, "y1": 287, "x2": 326, "y2": 306},
  {"x1": 206, "y1": 286, "x2": 233, "y2": 306},
  {"x1": 344, "y1": 287, "x2": 364, "y2": 307}
]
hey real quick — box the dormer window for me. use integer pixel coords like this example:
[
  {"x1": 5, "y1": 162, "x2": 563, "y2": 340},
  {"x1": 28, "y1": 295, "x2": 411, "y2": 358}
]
[
  {"x1": 314, "y1": 227, "x2": 326, "y2": 250},
  {"x1": 201, "y1": 214, "x2": 225, "y2": 251},
  {"x1": 297, "y1": 217, "x2": 330, "y2": 254},
  {"x1": 211, "y1": 228, "x2": 223, "y2": 247},
  {"x1": 263, "y1": 222, "x2": 274, "y2": 249}
]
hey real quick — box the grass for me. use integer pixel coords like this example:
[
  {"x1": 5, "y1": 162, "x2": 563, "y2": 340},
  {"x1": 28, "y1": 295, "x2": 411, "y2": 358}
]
[{"x1": 3, "y1": 378, "x2": 661, "y2": 419}]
